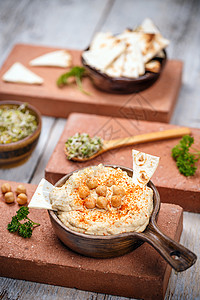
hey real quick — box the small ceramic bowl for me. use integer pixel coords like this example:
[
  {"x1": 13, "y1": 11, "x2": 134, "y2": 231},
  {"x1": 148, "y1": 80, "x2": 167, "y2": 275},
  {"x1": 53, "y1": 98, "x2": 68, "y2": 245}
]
[
  {"x1": 82, "y1": 50, "x2": 167, "y2": 94},
  {"x1": 0, "y1": 100, "x2": 42, "y2": 164},
  {"x1": 48, "y1": 165, "x2": 196, "y2": 272}
]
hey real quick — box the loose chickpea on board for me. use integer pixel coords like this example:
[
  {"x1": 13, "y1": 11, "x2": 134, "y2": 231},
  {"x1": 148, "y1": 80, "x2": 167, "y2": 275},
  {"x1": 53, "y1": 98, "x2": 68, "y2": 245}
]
[
  {"x1": 4, "y1": 192, "x2": 15, "y2": 203},
  {"x1": 17, "y1": 193, "x2": 28, "y2": 205},
  {"x1": 16, "y1": 184, "x2": 27, "y2": 195},
  {"x1": 1, "y1": 183, "x2": 11, "y2": 194}
]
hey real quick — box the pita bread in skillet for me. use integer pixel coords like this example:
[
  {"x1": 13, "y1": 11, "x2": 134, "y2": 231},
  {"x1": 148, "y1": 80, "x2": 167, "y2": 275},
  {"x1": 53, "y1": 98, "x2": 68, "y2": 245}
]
[
  {"x1": 136, "y1": 18, "x2": 167, "y2": 60},
  {"x1": 82, "y1": 40, "x2": 126, "y2": 70},
  {"x1": 90, "y1": 32, "x2": 116, "y2": 50},
  {"x1": 132, "y1": 149, "x2": 160, "y2": 187},
  {"x1": 117, "y1": 29, "x2": 168, "y2": 64},
  {"x1": 143, "y1": 33, "x2": 169, "y2": 63},
  {"x1": 122, "y1": 43, "x2": 145, "y2": 78},
  {"x1": 2, "y1": 62, "x2": 44, "y2": 85},
  {"x1": 29, "y1": 50, "x2": 72, "y2": 68},
  {"x1": 104, "y1": 52, "x2": 126, "y2": 77},
  {"x1": 136, "y1": 18, "x2": 160, "y2": 34},
  {"x1": 145, "y1": 60, "x2": 161, "y2": 73}
]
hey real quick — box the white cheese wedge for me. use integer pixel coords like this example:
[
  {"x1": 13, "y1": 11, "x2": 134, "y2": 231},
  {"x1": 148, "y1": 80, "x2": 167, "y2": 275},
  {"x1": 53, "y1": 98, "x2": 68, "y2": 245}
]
[
  {"x1": 29, "y1": 50, "x2": 72, "y2": 68},
  {"x1": 132, "y1": 149, "x2": 160, "y2": 187},
  {"x1": 28, "y1": 178, "x2": 55, "y2": 210},
  {"x1": 2, "y1": 62, "x2": 44, "y2": 85}
]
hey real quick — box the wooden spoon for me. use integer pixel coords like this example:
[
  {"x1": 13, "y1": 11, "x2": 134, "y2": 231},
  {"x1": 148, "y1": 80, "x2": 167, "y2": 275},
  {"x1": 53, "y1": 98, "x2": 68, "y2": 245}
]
[{"x1": 65, "y1": 127, "x2": 191, "y2": 162}]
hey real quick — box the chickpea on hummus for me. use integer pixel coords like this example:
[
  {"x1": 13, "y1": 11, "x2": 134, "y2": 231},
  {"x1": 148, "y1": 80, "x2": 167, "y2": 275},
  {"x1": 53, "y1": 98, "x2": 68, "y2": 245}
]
[{"x1": 49, "y1": 164, "x2": 153, "y2": 235}]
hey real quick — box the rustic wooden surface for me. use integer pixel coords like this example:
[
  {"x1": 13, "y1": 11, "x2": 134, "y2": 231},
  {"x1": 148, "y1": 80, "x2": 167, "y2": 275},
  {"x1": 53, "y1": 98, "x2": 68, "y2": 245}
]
[
  {"x1": 0, "y1": 44, "x2": 183, "y2": 123},
  {"x1": 0, "y1": 0, "x2": 199, "y2": 299}
]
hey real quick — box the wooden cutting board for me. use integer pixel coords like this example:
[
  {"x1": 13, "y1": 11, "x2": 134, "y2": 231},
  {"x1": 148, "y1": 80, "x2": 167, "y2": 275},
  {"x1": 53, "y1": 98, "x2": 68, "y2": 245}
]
[
  {"x1": 45, "y1": 113, "x2": 200, "y2": 213},
  {"x1": 0, "y1": 179, "x2": 183, "y2": 300},
  {"x1": 0, "y1": 44, "x2": 183, "y2": 123}
]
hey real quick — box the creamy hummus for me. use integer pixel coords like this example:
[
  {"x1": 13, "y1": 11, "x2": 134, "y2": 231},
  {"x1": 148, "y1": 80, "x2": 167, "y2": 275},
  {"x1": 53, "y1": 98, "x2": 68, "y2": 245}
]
[{"x1": 49, "y1": 164, "x2": 153, "y2": 235}]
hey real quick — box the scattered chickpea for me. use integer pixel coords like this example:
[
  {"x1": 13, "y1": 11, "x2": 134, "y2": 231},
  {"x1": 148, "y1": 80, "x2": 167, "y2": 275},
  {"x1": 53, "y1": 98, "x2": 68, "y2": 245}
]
[
  {"x1": 96, "y1": 196, "x2": 108, "y2": 209},
  {"x1": 112, "y1": 185, "x2": 125, "y2": 197},
  {"x1": 84, "y1": 197, "x2": 96, "y2": 209},
  {"x1": 17, "y1": 193, "x2": 28, "y2": 205},
  {"x1": 111, "y1": 195, "x2": 122, "y2": 208},
  {"x1": 78, "y1": 185, "x2": 90, "y2": 199},
  {"x1": 4, "y1": 192, "x2": 15, "y2": 204},
  {"x1": 106, "y1": 178, "x2": 116, "y2": 187},
  {"x1": 16, "y1": 184, "x2": 26, "y2": 195},
  {"x1": 96, "y1": 185, "x2": 107, "y2": 197},
  {"x1": 86, "y1": 178, "x2": 98, "y2": 190},
  {"x1": 1, "y1": 183, "x2": 11, "y2": 194}
]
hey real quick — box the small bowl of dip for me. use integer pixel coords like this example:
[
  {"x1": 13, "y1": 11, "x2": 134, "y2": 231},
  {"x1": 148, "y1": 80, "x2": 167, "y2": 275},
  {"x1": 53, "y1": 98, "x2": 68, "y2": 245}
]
[
  {"x1": 0, "y1": 100, "x2": 42, "y2": 165},
  {"x1": 48, "y1": 165, "x2": 197, "y2": 272}
]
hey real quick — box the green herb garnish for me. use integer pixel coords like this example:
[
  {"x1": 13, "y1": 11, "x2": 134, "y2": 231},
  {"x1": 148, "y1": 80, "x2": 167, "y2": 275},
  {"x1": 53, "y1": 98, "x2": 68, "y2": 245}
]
[
  {"x1": 172, "y1": 135, "x2": 200, "y2": 176},
  {"x1": 57, "y1": 66, "x2": 90, "y2": 95},
  {"x1": 65, "y1": 133, "x2": 103, "y2": 160},
  {"x1": 0, "y1": 103, "x2": 38, "y2": 144},
  {"x1": 7, "y1": 206, "x2": 40, "y2": 238}
]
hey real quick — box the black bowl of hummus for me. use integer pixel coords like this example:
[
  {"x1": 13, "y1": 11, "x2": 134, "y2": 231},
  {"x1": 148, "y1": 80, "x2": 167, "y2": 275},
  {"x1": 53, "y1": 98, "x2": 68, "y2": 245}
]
[{"x1": 48, "y1": 164, "x2": 196, "y2": 272}]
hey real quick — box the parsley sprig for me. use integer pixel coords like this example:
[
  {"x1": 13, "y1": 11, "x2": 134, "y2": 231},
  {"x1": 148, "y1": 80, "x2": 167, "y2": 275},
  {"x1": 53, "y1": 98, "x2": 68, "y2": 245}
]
[
  {"x1": 7, "y1": 206, "x2": 40, "y2": 238},
  {"x1": 57, "y1": 66, "x2": 90, "y2": 95},
  {"x1": 172, "y1": 135, "x2": 200, "y2": 176}
]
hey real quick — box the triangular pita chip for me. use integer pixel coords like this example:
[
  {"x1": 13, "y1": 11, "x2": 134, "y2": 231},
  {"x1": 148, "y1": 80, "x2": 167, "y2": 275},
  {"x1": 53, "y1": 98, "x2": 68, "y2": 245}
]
[
  {"x1": 2, "y1": 62, "x2": 43, "y2": 85},
  {"x1": 122, "y1": 43, "x2": 145, "y2": 78},
  {"x1": 82, "y1": 41, "x2": 126, "y2": 70},
  {"x1": 136, "y1": 18, "x2": 160, "y2": 34},
  {"x1": 90, "y1": 32, "x2": 115, "y2": 50},
  {"x1": 104, "y1": 52, "x2": 126, "y2": 77},
  {"x1": 28, "y1": 178, "x2": 55, "y2": 210},
  {"x1": 145, "y1": 60, "x2": 161, "y2": 73},
  {"x1": 143, "y1": 33, "x2": 169, "y2": 63},
  {"x1": 29, "y1": 50, "x2": 72, "y2": 68},
  {"x1": 132, "y1": 149, "x2": 160, "y2": 186}
]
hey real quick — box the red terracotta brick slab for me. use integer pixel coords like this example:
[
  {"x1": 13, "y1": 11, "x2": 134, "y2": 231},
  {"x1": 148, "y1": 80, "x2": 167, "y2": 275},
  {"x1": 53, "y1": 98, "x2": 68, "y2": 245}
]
[
  {"x1": 45, "y1": 113, "x2": 200, "y2": 212},
  {"x1": 0, "y1": 44, "x2": 183, "y2": 122},
  {"x1": 0, "y1": 179, "x2": 183, "y2": 300}
]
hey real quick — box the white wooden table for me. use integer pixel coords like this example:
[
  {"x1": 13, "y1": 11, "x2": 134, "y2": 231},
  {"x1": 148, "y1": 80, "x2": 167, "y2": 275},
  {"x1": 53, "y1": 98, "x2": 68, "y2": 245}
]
[{"x1": 0, "y1": 1, "x2": 199, "y2": 299}]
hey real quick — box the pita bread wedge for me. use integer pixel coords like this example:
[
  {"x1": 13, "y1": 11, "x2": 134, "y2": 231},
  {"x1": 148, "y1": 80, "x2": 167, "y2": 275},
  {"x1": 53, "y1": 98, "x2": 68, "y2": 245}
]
[
  {"x1": 145, "y1": 60, "x2": 161, "y2": 73},
  {"x1": 82, "y1": 40, "x2": 126, "y2": 71},
  {"x1": 117, "y1": 30, "x2": 156, "y2": 58},
  {"x1": 156, "y1": 50, "x2": 165, "y2": 58},
  {"x1": 29, "y1": 50, "x2": 72, "y2": 68},
  {"x1": 2, "y1": 62, "x2": 43, "y2": 85},
  {"x1": 122, "y1": 43, "x2": 145, "y2": 78},
  {"x1": 28, "y1": 178, "x2": 55, "y2": 210},
  {"x1": 104, "y1": 52, "x2": 126, "y2": 77},
  {"x1": 90, "y1": 32, "x2": 115, "y2": 50},
  {"x1": 132, "y1": 149, "x2": 160, "y2": 187},
  {"x1": 143, "y1": 33, "x2": 169, "y2": 63},
  {"x1": 136, "y1": 18, "x2": 160, "y2": 34}
]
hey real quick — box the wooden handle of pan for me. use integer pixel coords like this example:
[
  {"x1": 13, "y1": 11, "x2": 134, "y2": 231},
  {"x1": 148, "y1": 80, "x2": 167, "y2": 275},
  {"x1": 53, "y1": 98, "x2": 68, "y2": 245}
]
[
  {"x1": 140, "y1": 223, "x2": 197, "y2": 272},
  {"x1": 105, "y1": 127, "x2": 191, "y2": 150}
]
